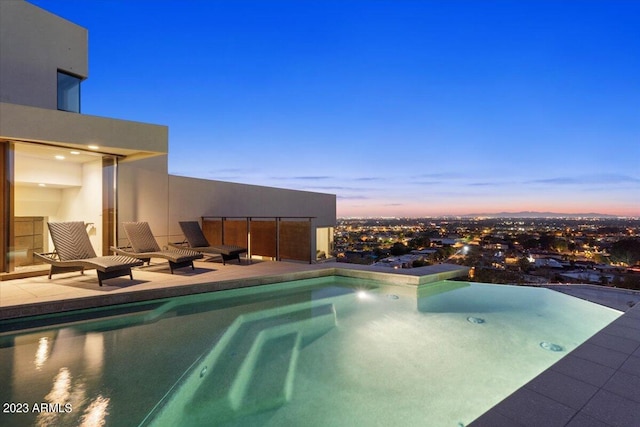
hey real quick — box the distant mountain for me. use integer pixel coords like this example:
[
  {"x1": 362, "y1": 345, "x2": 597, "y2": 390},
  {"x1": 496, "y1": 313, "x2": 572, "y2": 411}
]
[{"x1": 462, "y1": 211, "x2": 619, "y2": 219}]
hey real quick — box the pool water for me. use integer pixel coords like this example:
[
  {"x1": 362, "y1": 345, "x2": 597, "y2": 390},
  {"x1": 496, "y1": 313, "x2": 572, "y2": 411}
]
[{"x1": 0, "y1": 277, "x2": 621, "y2": 427}]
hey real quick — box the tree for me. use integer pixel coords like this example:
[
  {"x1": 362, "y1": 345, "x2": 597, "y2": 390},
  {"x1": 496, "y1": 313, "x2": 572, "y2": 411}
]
[
  {"x1": 522, "y1": 238, "x2": 538, "y2": 250},
  {"x1": 621, "y1": 274, "x2": 640, "y2": 291},
  {"x1": 390, "y1": 242, "x2": 409, "y2": 256},
  {"x1": 594, "y1": 254, "x2": 609, "y2": 264},
  {"x1": 409, "y1": 234, "x2": 430, "y2": 249},
  {"x1": 473, "y1": 267, "x2": 524, "y2": 284},
  {"x1": 518, "y1": 257, "x2": 532, "y2": 272},
  {"x1": 538, "y1": 234, "x2": 556, "y2": 251},
  {"x1": 553, "y1": 239, "x2": 568, "y2": 253},
  {"x1": 609, "y1": 238, "x2": 640, "y2": 266},
  {"x1": 412, "y1": 259, "x2": 430, "y2": 268},
  {"x1": 459, "y1": 247, "x2": 482, "y2": 267},
  {"x1": 429, "y1": 246, "x2": 455, "y2": 262}
]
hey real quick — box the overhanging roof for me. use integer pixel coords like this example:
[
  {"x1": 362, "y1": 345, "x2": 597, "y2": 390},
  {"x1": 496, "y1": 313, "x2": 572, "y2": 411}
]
[{"x1": 0, "y1": 102, "x2": 168, "y2": 161}]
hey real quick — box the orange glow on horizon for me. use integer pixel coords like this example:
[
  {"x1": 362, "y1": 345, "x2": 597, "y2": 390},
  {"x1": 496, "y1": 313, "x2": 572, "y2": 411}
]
[{"x1": 337, "y1": 201, "x2": 639, "y2": 218}]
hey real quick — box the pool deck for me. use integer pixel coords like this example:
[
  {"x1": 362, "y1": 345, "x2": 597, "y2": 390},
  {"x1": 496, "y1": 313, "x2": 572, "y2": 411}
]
[
  {"x1": 0, "y1": 260, "x2": 468, "y2": 320},
  {"x1": 1, "y1": 259, "x2": 639, "y2": 426}
]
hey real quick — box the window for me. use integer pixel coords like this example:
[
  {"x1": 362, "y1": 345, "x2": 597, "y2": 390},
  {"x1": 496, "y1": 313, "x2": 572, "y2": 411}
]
[{"x1": 57, "y1": 71, "x2": 81, "y2": 113}]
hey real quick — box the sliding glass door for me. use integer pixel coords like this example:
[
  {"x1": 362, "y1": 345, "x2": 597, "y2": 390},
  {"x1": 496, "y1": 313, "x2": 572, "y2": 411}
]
[{"x1": 1, "y1": 141, "x2": 117, "y2": 273}]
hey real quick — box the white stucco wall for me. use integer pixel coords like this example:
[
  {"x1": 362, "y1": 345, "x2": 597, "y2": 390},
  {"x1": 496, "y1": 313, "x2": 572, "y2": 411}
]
[
  {"x1": 15, "y1": 154, "x2": 82, "y2": 187},
  {"x1": 14, "y1": 186, "x2": 61, "y2": 227},
  {"x1": 167, "y1": 174, "x2": 336, "y2": 237},
  {"x1": 55, "y1": 160, "x2": 104, "y2": 253},
  {"x1": 0, "y1": 0, "x2": 87, "y2": 109},
  {"x1": 117, "y1": 155, "x2": 170, "y2": 247},
  {"x1": 14, "y1": 159, "x2": 104, "y2": 254},
  {"x1": 116, "y1": 163, "x2": 337, "y2": 255}
]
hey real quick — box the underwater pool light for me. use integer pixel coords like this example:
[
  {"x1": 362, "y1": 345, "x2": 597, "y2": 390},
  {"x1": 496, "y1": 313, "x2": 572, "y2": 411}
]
[{"x1": 540, "y1": 342, "x2": 563, "y2": 352}]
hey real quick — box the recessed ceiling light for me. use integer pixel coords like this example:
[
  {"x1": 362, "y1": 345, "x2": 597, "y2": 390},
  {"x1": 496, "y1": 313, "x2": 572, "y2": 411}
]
[
  {"x1": 88, "y1": 145, "x2": 99, "y2": 150},
  {"x1": 70, "y1": 151, "x2": 80, "y2": 155},
  {"x1": 55, "y1": 155, "x2": 65, "y2": 160}
]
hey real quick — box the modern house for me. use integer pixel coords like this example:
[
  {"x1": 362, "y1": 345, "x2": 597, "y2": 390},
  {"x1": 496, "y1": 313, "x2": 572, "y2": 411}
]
[{"x1": 0, "y1": 0, "x2": 336, "y2": 277}]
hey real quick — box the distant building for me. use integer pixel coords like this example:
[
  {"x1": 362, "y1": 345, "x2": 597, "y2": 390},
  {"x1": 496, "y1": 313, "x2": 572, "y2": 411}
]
[
  {"x1": 559, "y1": 271, "x2": 614, "y2": 285},
  {"x1": 374, "y1": 254, "x2": 427, "y2": 269},
  {"x1": 430, "y1": 238, "x2": 459, "y2": 247},
  {"x1": 533, "y1": 258, "x2": 564, "y2": 269},
  {"x1": 410, "y1": 249, "x2": 438, "y2": 255}
]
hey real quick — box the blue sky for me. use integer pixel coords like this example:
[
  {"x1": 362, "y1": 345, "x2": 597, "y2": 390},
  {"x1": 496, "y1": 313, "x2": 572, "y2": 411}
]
[{"x1": 32, "y1": 0, "x2": 640, "y2": 217}]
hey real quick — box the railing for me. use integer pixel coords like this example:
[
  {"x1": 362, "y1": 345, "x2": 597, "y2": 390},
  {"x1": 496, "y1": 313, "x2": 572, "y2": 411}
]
[{"x1": 201, "y1": 217, "x2": 315, "y2": 264}]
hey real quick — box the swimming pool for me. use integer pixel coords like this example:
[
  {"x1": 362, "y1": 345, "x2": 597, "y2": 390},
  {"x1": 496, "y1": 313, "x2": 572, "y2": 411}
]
[{"x1": 0, "y1": 276, "x2": 621, "y2": 426}]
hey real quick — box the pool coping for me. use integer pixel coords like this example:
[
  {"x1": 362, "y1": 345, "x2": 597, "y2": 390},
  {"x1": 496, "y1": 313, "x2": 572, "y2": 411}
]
[{"x1": 0, "y1": 263, "x2": 469, "y2": 321}]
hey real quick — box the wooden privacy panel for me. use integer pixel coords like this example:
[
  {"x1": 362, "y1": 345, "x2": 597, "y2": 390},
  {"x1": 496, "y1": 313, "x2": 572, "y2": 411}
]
[
  {"x1": 224, "y1": 220, "x2": 248, "y2": 247},
  {"x1": 202, "y1": 219, "x2": 223, "y2": 245},
  {"x1": 250, "y1": 220, "x2": 277, "y2": 258},
  {"x1": 202, "y1": 217, "x2": 313, "y2": 262},
  {"x1": 279, "y1": 221, "x2": 311, "y2": 262}
]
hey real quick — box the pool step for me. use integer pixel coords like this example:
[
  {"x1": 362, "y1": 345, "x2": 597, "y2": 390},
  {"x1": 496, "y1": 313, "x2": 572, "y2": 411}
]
[
  {"x1": 70, "y1": 284, "x2": 353, "y2": 334},
  {"x1": 143, "y1": 293, "x2": 354, "y2": 427},
  {"x1": 230, "y1": 328, "x2": 301, "y2": 412},
  {"x1": 186, "y1": 302, "x2": 336, "y2": 423}
]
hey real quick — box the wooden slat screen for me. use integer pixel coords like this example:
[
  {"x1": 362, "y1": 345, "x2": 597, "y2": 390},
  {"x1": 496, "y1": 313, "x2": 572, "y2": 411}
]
[
  {"x1": 202, "y1": 216, "x2": 314, "y2": 263},
  {"x1": 202, "y1": 219, "x2": 223, "y2": 245},
  {"x1": 224, "y1": 220, "x2": 248, "y2": 247},
  {"x1": 279, "y1": 221, "x2": 311, "y2": 262},
  {"x1": 250, "y1": 220, "x2": 277, "y2": 258}
]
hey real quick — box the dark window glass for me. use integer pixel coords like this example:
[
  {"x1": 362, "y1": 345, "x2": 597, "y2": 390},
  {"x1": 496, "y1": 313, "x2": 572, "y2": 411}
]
[{"x1": 57, "y1": 71, "x2": 81, "y2": 113}]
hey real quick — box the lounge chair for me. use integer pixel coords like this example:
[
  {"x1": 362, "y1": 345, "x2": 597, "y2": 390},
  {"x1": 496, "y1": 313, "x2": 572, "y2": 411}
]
[
  {"x1": 112, "y1": 222, "x2": 203, "y2": 273},
  {"x1": 34, "y1": 221, "x2": 143, "y2": 286},
  {"x1": 173, "y1": 221, "x2": 248, "y2": 265}
]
